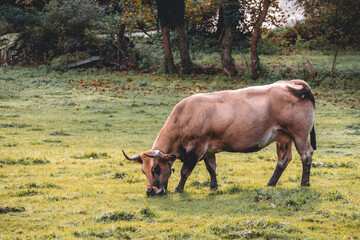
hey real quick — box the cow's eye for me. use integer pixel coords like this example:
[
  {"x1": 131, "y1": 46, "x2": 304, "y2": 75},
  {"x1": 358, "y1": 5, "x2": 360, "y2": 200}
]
[{"x1": 153, "y1": 165, "x2": 161, "y2": 175}]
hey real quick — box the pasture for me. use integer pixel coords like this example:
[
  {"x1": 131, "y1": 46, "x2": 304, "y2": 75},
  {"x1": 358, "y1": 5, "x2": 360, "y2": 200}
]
[{"x1": 0, "y1": 66, "x2": 359, "y2": 239}]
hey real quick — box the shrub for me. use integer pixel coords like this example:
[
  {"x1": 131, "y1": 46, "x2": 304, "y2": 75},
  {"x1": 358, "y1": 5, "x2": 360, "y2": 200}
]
[
  {"x1": 23, "y1": 0, "x2": 102, "y2": 62},
  {"x1": 0, "y1": 6, "x2": 38, "y2": 35}
]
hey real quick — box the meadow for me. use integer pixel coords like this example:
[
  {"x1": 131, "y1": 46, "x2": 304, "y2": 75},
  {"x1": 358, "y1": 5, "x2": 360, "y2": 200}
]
[{"x1": 0, "y1": 64, "x2": 359, "y2": 239}]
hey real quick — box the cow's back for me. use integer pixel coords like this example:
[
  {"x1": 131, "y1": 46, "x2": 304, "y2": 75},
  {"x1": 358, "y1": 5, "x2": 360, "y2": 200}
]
[{"x1": 154, "y1": 80, "x2": 315, "y2": 154}]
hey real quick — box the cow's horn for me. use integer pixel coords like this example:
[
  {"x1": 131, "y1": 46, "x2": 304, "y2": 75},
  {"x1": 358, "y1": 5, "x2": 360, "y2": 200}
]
[
  {"x1": 144, "y1": 150, "x2": 161, "y2": 158},
  {"x1": 122, "y1": 150, "x2": 141, "y2": 161}
]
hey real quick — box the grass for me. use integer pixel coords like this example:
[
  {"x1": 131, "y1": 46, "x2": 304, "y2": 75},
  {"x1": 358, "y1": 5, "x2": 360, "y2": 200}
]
[
  {"x1": 0, "y1": 65, "x2": 359, "y2": 239},
  {"x1": 194, "y1": 51, "x2": 360, "y2": 73}
]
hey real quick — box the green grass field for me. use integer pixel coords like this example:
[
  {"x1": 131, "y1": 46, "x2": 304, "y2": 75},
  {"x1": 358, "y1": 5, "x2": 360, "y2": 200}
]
[{"x1": 1, "y1": 66, "x2": 359, "y2": 239}]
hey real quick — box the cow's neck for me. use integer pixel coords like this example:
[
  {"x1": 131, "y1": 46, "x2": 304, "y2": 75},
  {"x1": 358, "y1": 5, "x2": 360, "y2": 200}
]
[{"x1": 152, "y1": 127, "x2": 180, "y2": 157}]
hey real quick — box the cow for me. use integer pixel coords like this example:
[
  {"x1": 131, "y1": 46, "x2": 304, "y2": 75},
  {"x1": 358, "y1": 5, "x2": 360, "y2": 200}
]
[{"x1": 122, "y1": 80, "x2": 316, "y2": 196}]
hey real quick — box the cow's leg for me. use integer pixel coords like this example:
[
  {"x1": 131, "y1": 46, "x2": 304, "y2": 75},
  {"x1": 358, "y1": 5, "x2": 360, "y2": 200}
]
[
  {"x1": 294, "y1": 137, "x2": 314, "y2": 187},
  {"x1": 175, "y1": 145, "x2": 207, "y2": 192},
  {"x1": 204, "y1": 153, "x2": 218, "y2": 190},
  {"x1": 267, "y1": 134, "x2": 293, "y2": 186},
  {"x1": 175, "y1": 160, "x2": 197, "y2": 192}
]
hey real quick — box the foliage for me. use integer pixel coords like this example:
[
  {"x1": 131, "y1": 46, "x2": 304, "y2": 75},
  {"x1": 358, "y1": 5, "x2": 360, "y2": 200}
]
[
  {"x1": 296, "y1": 0, "x2": 360, "y2": 49},
  {"x1": 156, "y1": 0, "x2": 185, "y2": 29},
  {"x1": 185, "y1": 0, "x2": 218, "y2": 34},
  {"x1": 120, "y1": 0, "x2": 157, "y2": 32},
  {"x1": 221, "y1": 0, "x2": 243, "y2": 27},
  {"x1": 1, "y1": 0, "x2": 358, "y2": 74},
  {"x1": 42, "y1": 0, "x2": 100, "y2": 39},
  {"x1": 243, "y1": 0, "x2": 288, "y2": 32},
  {"x1": 0, "y1": 5, "x2": 38, "y2": 35},
  {"x1": 1, "y1": 0, "x2": 102, "y2": 63}
]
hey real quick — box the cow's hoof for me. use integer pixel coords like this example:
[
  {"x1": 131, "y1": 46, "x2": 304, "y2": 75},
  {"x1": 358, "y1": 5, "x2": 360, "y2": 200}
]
[
  {"x1": 301, "y1": 183, "x2": 310, "y2": 187},
  {"x1": 174, "y1": 188, "x2": 184, "y2": 193},
  {"x1": 210, "y1": 185, "x2": 218, "y2": 191},
  {"x1": 266, "y1": 183, "x2": 276, "y2": 187}
]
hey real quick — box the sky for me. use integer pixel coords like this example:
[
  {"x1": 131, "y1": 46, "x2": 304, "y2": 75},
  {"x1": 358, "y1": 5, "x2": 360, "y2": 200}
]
[{"x1": 278, "y1": 0, "x2": 305, "y2": 26}]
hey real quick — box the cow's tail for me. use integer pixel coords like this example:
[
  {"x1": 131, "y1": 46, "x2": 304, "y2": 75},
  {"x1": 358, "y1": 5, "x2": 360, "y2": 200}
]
[{"x1": 310, "y1": 125, "x2": 317, "y2": 150}]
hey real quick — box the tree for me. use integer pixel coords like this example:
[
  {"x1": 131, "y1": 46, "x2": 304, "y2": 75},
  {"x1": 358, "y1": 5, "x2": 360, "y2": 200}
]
[
  {"x1": 156, "y1": 0, "x2": 193, "y2": 73},
  {"x1": 250, "y1": 0, "x2": 272, "y2": 79},
  {"x1": 184, "y1": 0, "x2": 284, "y2": 77},
  {"x1": 218, "y1": 0, "x2": 243, "y2": 76},
  {"x1": 186, "y1": 0, "x2": 219, "y2": 35},
  {"x1": 296, "y1": 0, "x2": 360, "y2": 74},
  {"x1": 95, "y1": 0, "x2": 157, "y2": 69},
  {"x1": 155, "y1": 0, "x2": 175, "y2": 73},
  {"x1": 175, "y1": 0, "x2": 193, "y2": 73}
]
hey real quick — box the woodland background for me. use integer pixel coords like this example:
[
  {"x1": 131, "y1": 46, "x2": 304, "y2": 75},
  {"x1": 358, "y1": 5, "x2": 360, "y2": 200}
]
[{"x1": 1, "y1": 0, "x2": 359, "y2": 80}]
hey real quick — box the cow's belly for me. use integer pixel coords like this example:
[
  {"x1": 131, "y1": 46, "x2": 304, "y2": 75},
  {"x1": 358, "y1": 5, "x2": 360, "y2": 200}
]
[{"x1": 210, "y1": 127, "x2": 281, "y2": 153}]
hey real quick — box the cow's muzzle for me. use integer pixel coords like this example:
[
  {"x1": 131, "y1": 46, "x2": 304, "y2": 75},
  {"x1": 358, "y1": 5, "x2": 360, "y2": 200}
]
[{"x1": 146, "y1": 188, "x2": 166, "y2": 196}]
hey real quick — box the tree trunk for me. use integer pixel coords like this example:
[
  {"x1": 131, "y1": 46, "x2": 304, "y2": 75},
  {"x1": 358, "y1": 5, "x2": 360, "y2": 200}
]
[
  {"x1": 251, "y1": 0, "x2": 271, "y2": 80},
  {"x1": 331, "y1": 47, "x2": 338, "y2": 75},
  {"x1": 115, "y1": 24, "x2": 126, "y2": 68},
  {"x1": 221, "y1": 25, "x2": 237, "y2": 76},
  {"x1": 216, "y1": 6, "x2": 225, "y2": 39},
  {"x1": 176, "y1": 26, "x2": 193, "y2": 73},
  {"x1": 161, "y1": 26, "x2": 175, "y2": 73}
]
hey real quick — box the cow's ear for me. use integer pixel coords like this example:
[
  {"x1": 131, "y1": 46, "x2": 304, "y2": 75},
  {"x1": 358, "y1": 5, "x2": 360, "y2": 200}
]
[
  {"x1": 131, "y1": 157, "x2": 143, "y2": 164},
  {"x1": 163, "y1": 154, "x2": 176, "y2": 164}
]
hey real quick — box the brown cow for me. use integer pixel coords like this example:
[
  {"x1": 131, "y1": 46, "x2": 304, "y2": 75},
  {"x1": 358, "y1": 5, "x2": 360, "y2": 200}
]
[{"x1": 123, "y1": 80, "x2": 316, "y2": 196}]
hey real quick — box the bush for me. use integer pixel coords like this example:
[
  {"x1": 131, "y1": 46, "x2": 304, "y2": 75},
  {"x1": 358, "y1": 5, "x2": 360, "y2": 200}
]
[
  {"x1": 42, "y1": 0, "x2": 100, "y2": 39},
  {"x1": 50, "y1": 51, "x2": 91, "y2": 71},
  {"x1": 258, "y1": 37, "x2": 279, "y2": 55},
  {"x1": 0, "y1": 6, "x2": 38, "y2": 35},
  {"x1": 21, "y1": 0, "x2": 102, "y2": 63}
]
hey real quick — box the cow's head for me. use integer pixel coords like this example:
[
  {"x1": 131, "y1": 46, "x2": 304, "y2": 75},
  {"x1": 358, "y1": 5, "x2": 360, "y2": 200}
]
[{"x1": 122, "y1": 150, "x2": 176, "y2": 196}]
